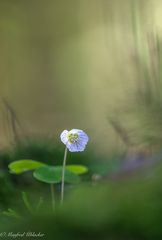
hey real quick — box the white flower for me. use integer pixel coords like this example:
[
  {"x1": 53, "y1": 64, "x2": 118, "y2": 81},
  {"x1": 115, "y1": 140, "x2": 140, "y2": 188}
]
[{"x1": 60, "y1": 129, "x2": 89, "y2": 152}]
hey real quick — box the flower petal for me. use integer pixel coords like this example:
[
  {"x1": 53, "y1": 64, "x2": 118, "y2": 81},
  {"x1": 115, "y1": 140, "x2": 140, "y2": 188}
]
[
  {"x1": 66, "y1": 142, "x2": 78, "y2": 152},
  {"x1": 78, "y1": 132, "x2": 89, "y2": 144},
  {"x1": 60, "y1": 130, "x2": 69, "y2": 145},
  {"x1": 66, "y1": 142, "x2": 86, "y2": 152},
  {"x1": 76, "y1": 141, "x2": 87, "y2": 152}
]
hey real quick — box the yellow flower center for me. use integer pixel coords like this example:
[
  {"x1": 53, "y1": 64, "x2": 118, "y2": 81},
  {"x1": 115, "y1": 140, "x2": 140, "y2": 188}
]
[{"x1": 67, "y1": 132, "x2": 78, "y2": 143}]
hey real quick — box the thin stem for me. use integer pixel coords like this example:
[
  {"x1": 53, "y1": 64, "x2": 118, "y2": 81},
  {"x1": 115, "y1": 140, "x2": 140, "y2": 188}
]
[
  {"x1": 61, "y1": 146, "x2": 68, "y2": 203},
  {"x1": 50, "y1": 184, "x2": 55, "y2": 211}
]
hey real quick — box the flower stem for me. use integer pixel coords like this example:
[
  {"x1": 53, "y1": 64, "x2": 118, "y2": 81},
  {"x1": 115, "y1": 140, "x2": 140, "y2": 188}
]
[
  {"x1": 50, "y1": 184, "x2": 55, "y2": 211},
  {"x1": 61, "y1": 146, "x2": 68, "y2": 203}
]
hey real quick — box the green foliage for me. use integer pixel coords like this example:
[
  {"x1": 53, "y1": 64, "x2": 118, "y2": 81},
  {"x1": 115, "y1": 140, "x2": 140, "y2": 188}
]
[
  {"x1": 8, "y1": 160, "x2": 46, "y2": 174},
  {"x1": 21, "y1": 191, "x2": 44, "y2": 215},
  {"x1": 0, "y1": 137, "x2": 120, "y2": 208},
  {"x1": 3, "y1": 208, "x2": 21, "y2": 220},
  {"x1": 8, "y1": 138, "x2": 96, "y2": 167},
  {"x1": 10, "y1": 139, "x2": 62, "y2": 165},
  {"x1": 66, "y1": 165, "x2": 88, "y2": 175},
  {"x1": 2, "y1": 192, "x2": 45, "y2": 220},
  {"x1": 5, "y1": 162, "x2": 162, "y2": 240},
  {"x1": 33, "y1": 166, "x2": 80, "y2": 184},
  {"x1": 21, "y1": 192, "x2": 33, "y2": 214},
  {"x1": 8, "y1": 157, "x2": 88, "y2": 184},
  {"x1": 36, "y1": 197, "x2": 44, "y2": 212},
  {"x1": 0, "y1": 169, "x2": 14, "y2": 207}
]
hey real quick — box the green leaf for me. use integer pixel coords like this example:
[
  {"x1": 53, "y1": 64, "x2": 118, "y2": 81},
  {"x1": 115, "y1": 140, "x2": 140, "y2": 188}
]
[
  {"x1": 8, "y1": 160, "x2": 46, "y2": 174},
  {"x1": 64, "y1": 168, "x2": 81, "y2": 184},
  {"x1": 33, "y1": 166, "x2": 80, "y2": 184},
  {"x1": 33, "y1": 166, "x2": 61, "y2": 184},
  {"x1": 66, "y1": 165, "x2": 88, "y2": 175},
  {"x1": 3, "y1": 208, "x2": 22, "y2": 219},
  {"x1": 21, "y1": 192, "x2": 33, "y2": 214}
]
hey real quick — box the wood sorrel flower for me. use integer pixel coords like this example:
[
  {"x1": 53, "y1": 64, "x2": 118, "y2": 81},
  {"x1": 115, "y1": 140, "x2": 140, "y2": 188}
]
[{"x1": 60, "y1": 129, "x2": 89, "y2": 152}]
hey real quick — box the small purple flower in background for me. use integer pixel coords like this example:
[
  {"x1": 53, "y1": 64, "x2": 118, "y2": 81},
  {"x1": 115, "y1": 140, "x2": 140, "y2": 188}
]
[{"x1": 60, "y1": 129, "x2": 89, "y2": 152}]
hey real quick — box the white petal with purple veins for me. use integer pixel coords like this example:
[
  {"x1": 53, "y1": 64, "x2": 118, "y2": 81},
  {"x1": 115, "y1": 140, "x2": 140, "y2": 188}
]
[{"x1": 60, "y1": 129, "x2": 89, "y2": 152}]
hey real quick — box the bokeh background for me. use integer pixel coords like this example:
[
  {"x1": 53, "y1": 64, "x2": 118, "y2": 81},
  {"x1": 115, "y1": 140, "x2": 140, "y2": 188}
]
[
  {"x1": 1, "y1": 0, "x2": 162, "y2": 238},
  {"x1": 0, "y1": 0, "x2": 162, "y2": 153}
]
